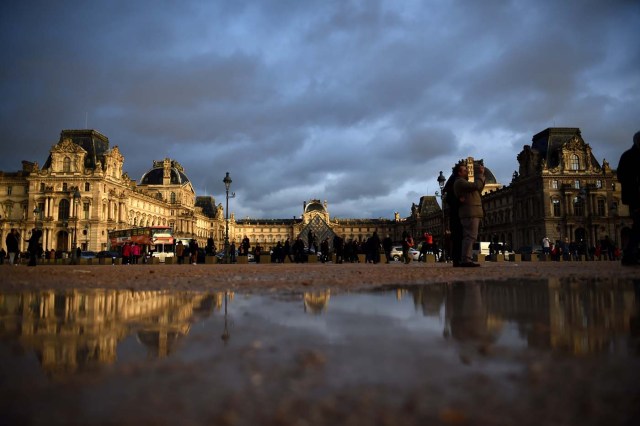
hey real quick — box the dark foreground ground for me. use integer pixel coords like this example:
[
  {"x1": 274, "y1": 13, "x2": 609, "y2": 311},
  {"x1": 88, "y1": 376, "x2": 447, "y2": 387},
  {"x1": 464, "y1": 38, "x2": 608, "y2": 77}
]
[{"x1": 1, "y1": 261, "x2": 639, "y2": 425}]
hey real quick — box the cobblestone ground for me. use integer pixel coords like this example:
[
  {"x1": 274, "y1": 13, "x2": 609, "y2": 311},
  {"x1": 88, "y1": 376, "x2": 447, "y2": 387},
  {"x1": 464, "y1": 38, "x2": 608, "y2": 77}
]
[
  {"x1": 0, "y1": 259, "x2": 637, "y2": 292},
  {"x1": 1, "y1": 261, "x2": 639, "y2": 426}
]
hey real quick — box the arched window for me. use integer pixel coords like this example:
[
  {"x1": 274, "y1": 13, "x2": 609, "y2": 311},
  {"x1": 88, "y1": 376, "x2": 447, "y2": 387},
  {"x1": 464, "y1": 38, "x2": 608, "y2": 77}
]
[
  {"x1": 570, "y1": 154, "x2": 580, "y2": 171},
  {"x1": 63, "y1": 157, "x2": 71, "y2": 172},
  {"x1": 58, "y1": 199, "x2": 70, "y2": 220}
]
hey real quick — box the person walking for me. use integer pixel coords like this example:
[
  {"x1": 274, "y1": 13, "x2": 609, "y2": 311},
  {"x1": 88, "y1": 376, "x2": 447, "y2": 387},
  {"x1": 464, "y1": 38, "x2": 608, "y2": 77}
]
[
  {"x1": 5, "y1": 228, "x2": 20, "y2": 266},
  {"x1": 454, "y1": 161, "x2": 485, "y2": 267},
  {"x1": 617, "y1": 131, "x2": 640, "y2": 266},
  {"x1": 444, "y1": 163, "x2": 464, "y2": 267}
]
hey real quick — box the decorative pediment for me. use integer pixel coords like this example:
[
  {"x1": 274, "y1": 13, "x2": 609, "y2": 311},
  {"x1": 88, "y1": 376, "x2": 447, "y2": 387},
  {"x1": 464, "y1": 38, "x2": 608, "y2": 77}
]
[
  {"x1": 564, "y1": 135, "x2": 585, "y2": 151},
  {"x1": 51, "y1": 138, "x2": 87, "y2": 154}
]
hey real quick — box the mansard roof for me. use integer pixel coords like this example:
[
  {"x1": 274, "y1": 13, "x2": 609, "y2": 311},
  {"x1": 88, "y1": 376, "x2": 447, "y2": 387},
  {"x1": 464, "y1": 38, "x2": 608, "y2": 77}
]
[
  {"x1": 527, "y1": 127, "x2": 600, "y2": 171},
  {"x1": 43, "y1": 129, "x2": 110, "y2": 171}
]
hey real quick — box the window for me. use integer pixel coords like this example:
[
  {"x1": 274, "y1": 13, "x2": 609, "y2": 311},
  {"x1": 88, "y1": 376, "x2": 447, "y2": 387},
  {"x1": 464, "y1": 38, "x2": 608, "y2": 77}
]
[
  {"x1": 7, "y1": 186, "x2": 12, "y2": 195},
  {"x1": 552, "y1": 199, "x2": 561, "y2": 217},
  {"x1": 170, "y1": 192, "x2": 176, "y2": 204},
  {"x1": 40, "y1": 182, "x2": 45, "y2": 192},
  {"x1": 58, "y1": 199, "x2": 70, "y2": 220},
  {"x1": 574, "y1": 180, "x2": 580, "y2": 189},
  {"x1": 552, "y1": 180, "x2": 558, "y2": 189},
  {"x1": 573, "y1": 198, "x2": 584, "y2": 216},
  {"x1": 63, "y1": 183, "x2": 68, "y2": 191},
  {"x1": 83, "y1": 203, "x2": 90, "y2": 219},
  {"x1": 85, "y1": 182, "x2": 90, "y2": 191},
  {"x1": 595, "y1": 180, "x2": 602, "y2": 189},
  {"x1": 597, "y1": 199, "x2": 605, "y2": 216},
  {"x1": 570, "y1": 154, "x2": 580, "y2": 170},
  {"x1": 63, "y1": 157, "x2": 71, "y2": 172}
]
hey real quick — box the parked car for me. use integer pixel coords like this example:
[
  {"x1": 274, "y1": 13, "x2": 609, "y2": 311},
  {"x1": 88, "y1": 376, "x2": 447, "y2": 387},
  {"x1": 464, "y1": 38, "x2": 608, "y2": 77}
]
[
  {"x1": 390, "y1": 245, "x2": 420, "y2": 261},
  {"x1": 79, "y1": 251, "x2": 97, "y2": 259},
  {"x1": 96, "y1": 250, "x2": 121, "y2": 259},
  {"x1": 215, "y1": 250, "x2": 254, "y2": 262},
  {"x1": 516, "y1": 245, "x2": 543, "y2": 255}
]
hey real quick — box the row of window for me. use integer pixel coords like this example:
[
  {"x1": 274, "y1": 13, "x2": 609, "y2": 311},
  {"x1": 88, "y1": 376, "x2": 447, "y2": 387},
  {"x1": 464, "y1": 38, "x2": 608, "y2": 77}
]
[
  {"x1": 550, "y1": 179, "x2": 613, "y2": 190},
  {"x1": 39, "y1": 182, "x2": 91, "y2": 192}
]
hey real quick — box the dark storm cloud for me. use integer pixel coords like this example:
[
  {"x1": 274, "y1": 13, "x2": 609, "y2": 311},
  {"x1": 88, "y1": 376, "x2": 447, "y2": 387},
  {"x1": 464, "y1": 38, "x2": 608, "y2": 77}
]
[{"x1": 1, "y1": 0, "x2": 638, "y2": 218}]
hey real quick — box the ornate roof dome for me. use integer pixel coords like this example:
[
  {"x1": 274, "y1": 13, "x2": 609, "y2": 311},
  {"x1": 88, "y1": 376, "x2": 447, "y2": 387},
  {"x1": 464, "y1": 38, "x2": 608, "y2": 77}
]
[
  {"x1": 139, "y1": 159, "x2": 190, "y2": 185},
  {"x1": 305, "y1": 199, "x2": 326, "y2": 213},
  {"x1": 476, "y1": 161, "x2": 498, "y2": 184}
]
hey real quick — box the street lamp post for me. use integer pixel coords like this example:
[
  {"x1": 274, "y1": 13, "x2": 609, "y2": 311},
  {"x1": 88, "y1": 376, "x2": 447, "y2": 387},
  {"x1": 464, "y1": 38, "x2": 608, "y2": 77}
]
[
  {"x1": 72, "y1": 188, "x2": 81, "y2": 259},
  {"x1": 223, "y1": 172, "x2": 236, "y2": 264},
  {"x1": 437, "y1": 171, "x2": 447, "y2": 262},
  {"x1": 84, "y1": 224, "x2": 89, "y2": 251},
  {"x1": 33, "y1": 206, "x2": 41, "y2": 229}
]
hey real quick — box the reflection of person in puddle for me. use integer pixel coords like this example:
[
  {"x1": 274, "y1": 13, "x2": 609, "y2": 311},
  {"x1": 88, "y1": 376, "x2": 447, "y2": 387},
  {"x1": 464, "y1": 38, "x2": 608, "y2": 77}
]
[{"x1": 446, "y1": 283, "x2": 495, "y2": 362}]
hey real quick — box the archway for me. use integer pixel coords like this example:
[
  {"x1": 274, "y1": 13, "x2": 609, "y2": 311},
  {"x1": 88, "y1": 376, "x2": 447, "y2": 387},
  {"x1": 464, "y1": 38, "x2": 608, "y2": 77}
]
[{"x1": 56, "y1": 230, "x2": 70, "y2": 252}]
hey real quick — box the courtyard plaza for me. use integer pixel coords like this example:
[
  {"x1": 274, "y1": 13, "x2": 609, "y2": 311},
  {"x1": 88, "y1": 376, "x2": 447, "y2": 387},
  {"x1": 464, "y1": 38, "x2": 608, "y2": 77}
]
[{"x1": 0, "y1": 260, "x2": 638, "y2": 425}]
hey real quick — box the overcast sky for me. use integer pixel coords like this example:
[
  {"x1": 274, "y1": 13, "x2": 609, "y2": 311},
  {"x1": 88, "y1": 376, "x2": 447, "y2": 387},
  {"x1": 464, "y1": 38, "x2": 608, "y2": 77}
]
[{"x1": 1, "y1": 0, "x2": 638, "y2": 219}]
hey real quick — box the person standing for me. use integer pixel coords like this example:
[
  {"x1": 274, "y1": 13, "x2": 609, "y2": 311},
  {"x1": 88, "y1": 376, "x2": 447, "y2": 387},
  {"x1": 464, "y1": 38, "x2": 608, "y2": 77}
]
[
  {"x1": 617, "y1": 131, "x2": 640, "y2": 266},
  {"x1": 5, "y1": 228, "x2": 20, "y2": 266},
  {"x1": 444, "y1": 163, "x2": 464, "y2": 267},
  {"x1": 0, "y1": 247, "x2": 5, "y2": 265},
  {"x1": 122, "y1": 242, "x2": 131, "y2": 265},
  {"x1": 333, "y1": 234, "x2": 344, "y2": 264},
  {"x1": 189, "y1": 239, "x2": 198, "y2": 265},
  {"x1": 241, "y1": 235, "x2": 250, "y2": 257},
  {"x1": 454, "y1": 162, "x2": 485, "y2": 267},
  {"x1": 542, "y1": 236, "x2": 551, "y2": 256},
  {"x1": 369, "y1": 231, "x2": 381, "y2": 264},
  {"x1": 176, "y1": 241, "x2": 185, "y2": 264},
  {"x1": 382, "y1": 234, "x2": 393, "y2": 263},
  {"x1": 229, "y1": 241, "x2": 236, "y2": 263},
  {"x1": 284, "y1": 237, "x2": 294, "y2": 263},
  {"x1": 27, "y1": 228, "x2": 42, "y2": 267}
]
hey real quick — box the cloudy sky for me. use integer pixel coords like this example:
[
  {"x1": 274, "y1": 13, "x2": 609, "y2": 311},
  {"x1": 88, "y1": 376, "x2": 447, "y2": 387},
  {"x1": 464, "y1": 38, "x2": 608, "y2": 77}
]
[{"x1": 1, "y1": 0, "x2": 638, "y2": 219}]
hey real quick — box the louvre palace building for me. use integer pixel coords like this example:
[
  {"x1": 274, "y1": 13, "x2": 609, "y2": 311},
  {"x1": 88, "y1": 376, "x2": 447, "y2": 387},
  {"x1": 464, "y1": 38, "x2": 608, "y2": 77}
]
[
  {"x1": 0, "y1": 127, "x2": 631, "y2": 255},
  {"x1": 416, "y1": 127, "x2": 630, "y2": 253}
]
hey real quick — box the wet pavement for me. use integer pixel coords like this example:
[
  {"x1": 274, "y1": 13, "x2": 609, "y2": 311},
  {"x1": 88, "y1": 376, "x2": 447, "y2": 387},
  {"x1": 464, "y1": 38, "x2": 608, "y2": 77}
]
[{"x1": 1, "y1": 263, "x2": 639, "y2": 425}]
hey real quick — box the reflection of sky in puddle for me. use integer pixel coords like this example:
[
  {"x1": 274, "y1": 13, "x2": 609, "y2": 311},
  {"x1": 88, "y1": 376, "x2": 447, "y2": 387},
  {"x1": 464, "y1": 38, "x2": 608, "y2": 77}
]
[{"x1": 0, "y1": 278, "x2": 638, "y2": 384}]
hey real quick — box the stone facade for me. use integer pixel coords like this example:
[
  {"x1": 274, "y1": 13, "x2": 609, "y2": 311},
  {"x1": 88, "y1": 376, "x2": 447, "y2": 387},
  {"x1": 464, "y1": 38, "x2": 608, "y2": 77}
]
[
  {"x1": 1, "y1": 127, "x2": 630, "y2": 257},
  {"x1": 472, "y1": 128, "x2": 628, "y2": 251},
  {"x1": 0, "y1": 130, "x2": 220, "y2": 254}
]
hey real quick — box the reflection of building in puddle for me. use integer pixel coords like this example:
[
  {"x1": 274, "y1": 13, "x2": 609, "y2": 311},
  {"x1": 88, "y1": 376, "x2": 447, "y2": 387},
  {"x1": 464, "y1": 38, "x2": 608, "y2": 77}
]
[
  {"x1": 547, "y1": 278, "x2": 636, "y2": 354},
  {"x1": 303, "y1": 290, "x2": 331, "y2": 314},
  {"x1": 402, "y1": 279, "x2": 638, "y2": 355},
  {"x1": 480, "y1": 278, "x2": 637, "y2": 355},
  {"x1": 0, "y1": 290, "x2": 217, "y2": 379}
]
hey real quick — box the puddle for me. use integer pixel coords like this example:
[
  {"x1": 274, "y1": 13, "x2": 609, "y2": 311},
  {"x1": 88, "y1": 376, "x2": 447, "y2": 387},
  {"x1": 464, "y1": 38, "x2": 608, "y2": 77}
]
[{"x1": 1, "y1": 278, "x2": 639, "y2": 425}]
